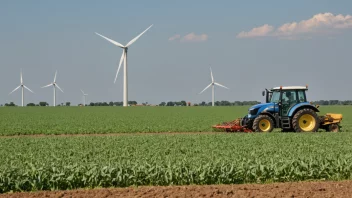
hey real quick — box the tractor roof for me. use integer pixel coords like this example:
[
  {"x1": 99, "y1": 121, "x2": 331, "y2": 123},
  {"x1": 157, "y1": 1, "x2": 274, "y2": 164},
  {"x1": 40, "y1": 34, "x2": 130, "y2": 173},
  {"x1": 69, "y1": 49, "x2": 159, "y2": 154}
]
[{"x1": 271, "y1": 86, "x2": 308, "y2": 91}]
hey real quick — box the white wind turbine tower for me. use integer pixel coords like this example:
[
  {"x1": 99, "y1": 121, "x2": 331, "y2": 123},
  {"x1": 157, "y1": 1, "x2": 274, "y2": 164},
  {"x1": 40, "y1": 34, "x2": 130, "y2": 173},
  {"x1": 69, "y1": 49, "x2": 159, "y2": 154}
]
[
  {"x1": 95, "y1": 24, "x2": 153, "y2": 107},
  {"x1": 80, "y1": 89, "x2": 88, "y2": 106},
  {"x1": 199, "y1": 68, "x2": 229, "y2": 106},
  {"x1": 41, "y1": 71, "x2": 64, "y2": 107},
  {"x1": 9, "y1": 69, "x2": 34, "y2": 107}
]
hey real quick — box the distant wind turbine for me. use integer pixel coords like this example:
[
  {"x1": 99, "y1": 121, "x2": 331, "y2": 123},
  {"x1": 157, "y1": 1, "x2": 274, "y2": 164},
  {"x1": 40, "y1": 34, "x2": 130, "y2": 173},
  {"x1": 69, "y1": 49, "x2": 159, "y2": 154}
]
[
  {"x1": 199, "y1": 68, "x2": 229, "y2": 106},
  {"x1": 95, "y1": 24, "x2": 153, "y2": 107},
  {"x1": 9, "y1": 69, "x2": 34, "y2": 107},
  {"x1": 41, "y1": 71, "x2": 64, "y2": 107},
  {"x1": 80, "y1": 89, "x2": 88, "y2": 106}
]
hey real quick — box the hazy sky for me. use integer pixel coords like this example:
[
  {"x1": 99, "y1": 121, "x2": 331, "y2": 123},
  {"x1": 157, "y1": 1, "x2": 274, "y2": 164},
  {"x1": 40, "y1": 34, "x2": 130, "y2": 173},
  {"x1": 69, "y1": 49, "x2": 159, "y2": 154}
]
[{"x1": 1, "y1": 0, "x2": 352, "y2": 106}]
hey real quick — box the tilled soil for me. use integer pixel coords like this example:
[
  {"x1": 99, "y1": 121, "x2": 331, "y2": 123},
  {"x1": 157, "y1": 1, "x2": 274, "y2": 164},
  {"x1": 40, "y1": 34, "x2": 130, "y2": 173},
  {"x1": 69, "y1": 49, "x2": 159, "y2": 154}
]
[{"x1": 1, "y1": 180, "x2": 352, "y2": 198}]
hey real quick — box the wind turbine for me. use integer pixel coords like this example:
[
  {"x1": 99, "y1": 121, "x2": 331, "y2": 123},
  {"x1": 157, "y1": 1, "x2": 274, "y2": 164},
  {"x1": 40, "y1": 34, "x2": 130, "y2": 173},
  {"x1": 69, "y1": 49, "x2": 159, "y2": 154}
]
[
  {"x1": 95, "y1": 24, "x2": 153, "y2": 107},
  {"x1": 9, "y1": 69, "x2": 34, "y2": 107},
  {"x1": 41, "y1": 71, "x2": 64, "y2": 107},
  {"x1": 199, "y1": 68, "x2": 229, "y2": 106},
  {"x1": 80, "y1": 89, "x2": 88, "y2": 106}
]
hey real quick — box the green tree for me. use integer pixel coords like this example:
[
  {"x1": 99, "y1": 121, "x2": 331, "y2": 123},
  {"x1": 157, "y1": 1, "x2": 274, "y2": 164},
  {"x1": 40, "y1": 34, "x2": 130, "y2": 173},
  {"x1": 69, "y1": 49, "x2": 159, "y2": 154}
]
[
  {"x1": 128, "y1": 101, "x2": 137, "y2": 105},
  {"x1": 167, "y1": 101, "x2": 174, "y2": 106},
  {"x1": 39, "y1": 102, "x2": 48, "y2": 106},
  {"x1": 5, "y1": 102, "x2": 16, "y2": 106},
  {"x1": 66, "y1": 102, "x2": 71, "y2": 106}
]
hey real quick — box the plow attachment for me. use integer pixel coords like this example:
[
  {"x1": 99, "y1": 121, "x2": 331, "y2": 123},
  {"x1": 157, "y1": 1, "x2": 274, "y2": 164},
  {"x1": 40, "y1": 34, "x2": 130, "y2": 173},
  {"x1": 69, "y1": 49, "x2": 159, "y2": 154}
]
[{"x1": 212, "y1": 118, "x2": 253, "y2": 133}]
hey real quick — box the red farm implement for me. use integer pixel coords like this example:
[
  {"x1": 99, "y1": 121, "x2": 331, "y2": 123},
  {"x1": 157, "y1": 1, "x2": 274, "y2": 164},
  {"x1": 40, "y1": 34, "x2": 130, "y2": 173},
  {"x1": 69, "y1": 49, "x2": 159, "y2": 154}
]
[{"x1": 212, "y1": 118, "x2": 253, "y2": 133}]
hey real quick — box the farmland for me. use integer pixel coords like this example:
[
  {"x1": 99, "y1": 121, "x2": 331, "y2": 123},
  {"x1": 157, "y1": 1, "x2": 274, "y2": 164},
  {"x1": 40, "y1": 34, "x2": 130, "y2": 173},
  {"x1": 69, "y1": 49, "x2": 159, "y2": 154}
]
[
  {"x1": 0, "y1": 106, "x2": 351, "y2": 136},
  {"x1": 1, "y1": 132, "x2": 352, "y2": 193},
  {"x1": 0, "y1": 105, "x2": 352, "y2": 194}
]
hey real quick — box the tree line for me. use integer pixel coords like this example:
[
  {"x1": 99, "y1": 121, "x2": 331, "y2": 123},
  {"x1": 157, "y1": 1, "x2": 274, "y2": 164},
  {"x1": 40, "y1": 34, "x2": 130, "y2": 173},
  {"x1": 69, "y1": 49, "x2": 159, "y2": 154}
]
[
  {"x1": 2, "y1": 100, "x2": 352, "y2": 107},
  {"x1": 1, "y1": 100, "x2": 260, "y2": 107},
  {"x1": 312, "y1": 100, "x2": 352, "y2": 105},
  {"x1": 2, "y1": 102, "x2": 70, "y2": 107}
]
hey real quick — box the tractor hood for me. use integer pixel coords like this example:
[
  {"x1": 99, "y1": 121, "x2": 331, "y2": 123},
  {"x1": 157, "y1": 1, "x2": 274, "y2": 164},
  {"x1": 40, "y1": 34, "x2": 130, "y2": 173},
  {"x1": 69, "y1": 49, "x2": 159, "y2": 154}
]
[
  {"x1": 250, "y1": 103, "x2": 271, "y2": 110},
  {"x1": 247, "y1": 103, "x2": 278, "y2": 118}
]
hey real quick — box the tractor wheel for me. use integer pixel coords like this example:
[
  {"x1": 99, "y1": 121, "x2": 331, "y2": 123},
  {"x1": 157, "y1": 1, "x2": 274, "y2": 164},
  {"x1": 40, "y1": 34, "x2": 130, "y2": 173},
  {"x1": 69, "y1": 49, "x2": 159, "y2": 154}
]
[
  {"x1": 327, "y1": 124, "x2": 340, "y2": 132},
  {"x1": 292, "y1": 109, "x2": 319, "y2": 132},
  {"x1": 253, "y1": 115, "x2": 274, "y2": 132}
]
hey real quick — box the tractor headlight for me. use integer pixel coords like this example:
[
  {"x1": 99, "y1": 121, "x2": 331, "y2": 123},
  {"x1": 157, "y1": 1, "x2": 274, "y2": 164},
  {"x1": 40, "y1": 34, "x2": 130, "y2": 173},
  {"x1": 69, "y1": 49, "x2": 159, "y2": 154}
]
[{"x1": 249, "y1": 108, "x2": 259, "y2": 115}]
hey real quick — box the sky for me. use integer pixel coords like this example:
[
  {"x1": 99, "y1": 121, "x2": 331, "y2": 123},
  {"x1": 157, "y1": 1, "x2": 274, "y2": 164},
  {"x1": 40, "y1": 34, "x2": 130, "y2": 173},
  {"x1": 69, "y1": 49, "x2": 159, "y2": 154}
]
[{"x1": 1, "y1": 0, "x2": 352, "y2": 106}]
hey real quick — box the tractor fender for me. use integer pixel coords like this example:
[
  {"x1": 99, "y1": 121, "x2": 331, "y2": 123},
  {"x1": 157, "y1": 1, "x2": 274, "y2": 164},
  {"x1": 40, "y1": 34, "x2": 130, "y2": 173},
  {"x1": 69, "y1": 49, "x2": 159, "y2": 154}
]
[
  {"x1": 259, "y1": 112, "x2": 277, "y2": 126},
  {"x1": 288, "y1": 103, "x2": 320, "y2": 117}
]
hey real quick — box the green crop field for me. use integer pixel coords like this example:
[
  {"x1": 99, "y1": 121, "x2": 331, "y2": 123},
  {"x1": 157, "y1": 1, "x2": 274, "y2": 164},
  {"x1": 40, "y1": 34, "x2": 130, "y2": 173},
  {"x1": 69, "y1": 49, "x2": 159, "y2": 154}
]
[
  {"x1": 0, "y1": 106, "x2": 351, "y2": 136},
  {"x1": 1, "y1": 133, "x2": 352, "y2": 193},
  {"x1": 0, "y1": 106, "x2": 352, "y2": 193}
]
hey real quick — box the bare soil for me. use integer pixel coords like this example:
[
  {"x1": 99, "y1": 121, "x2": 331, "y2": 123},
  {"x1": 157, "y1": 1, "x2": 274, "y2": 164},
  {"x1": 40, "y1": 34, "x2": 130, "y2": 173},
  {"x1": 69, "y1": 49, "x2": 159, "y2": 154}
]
[{"x1": 1, "y1": 180, "x2": 352, "y2": 198}]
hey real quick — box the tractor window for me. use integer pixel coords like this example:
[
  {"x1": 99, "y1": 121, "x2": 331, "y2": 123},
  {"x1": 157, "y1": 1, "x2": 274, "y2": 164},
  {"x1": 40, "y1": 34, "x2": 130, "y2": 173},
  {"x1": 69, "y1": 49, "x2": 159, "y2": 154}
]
[
  {"x1": 282, "y1": 91, "x2": 297, "y2": 104},
  {"x1": 270, "y1": 91, "x2": 280, "y2": 103},
  {"x1": 298, "y1": 91, "x2": 306, "y2": 102},
  {"x1": 281, "y1": 91, "x2": 298, "y2": 116}
]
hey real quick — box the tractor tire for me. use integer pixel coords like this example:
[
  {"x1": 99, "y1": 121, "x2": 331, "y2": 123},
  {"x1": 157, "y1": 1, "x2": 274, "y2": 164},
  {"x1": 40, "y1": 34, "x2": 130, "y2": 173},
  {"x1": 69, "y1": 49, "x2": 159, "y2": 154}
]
[
  {"x1": 292, "y1": 109, "x2": 319, "y2": 132},
  {"x1": 253, "y1": 115, "x2": 274, "y2": 132}
]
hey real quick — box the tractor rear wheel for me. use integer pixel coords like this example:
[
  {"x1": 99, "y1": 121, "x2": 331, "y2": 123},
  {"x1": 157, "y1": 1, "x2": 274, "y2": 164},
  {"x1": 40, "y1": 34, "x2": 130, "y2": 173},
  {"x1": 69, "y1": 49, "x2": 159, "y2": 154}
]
[
  {"x1": 253, "y1": 115, "x2": 274, "y2": 132},
  {"x1": 292, "y1": 109, "x2": 319, "y2": 132}
]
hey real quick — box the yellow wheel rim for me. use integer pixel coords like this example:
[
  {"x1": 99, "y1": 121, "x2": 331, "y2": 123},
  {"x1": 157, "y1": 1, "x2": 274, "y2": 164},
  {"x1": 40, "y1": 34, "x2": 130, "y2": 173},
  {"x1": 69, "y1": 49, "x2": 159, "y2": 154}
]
[
  {"x1": 259, "y1": 119, "x2": 271, "y2": 132},
  {"x1": 299, "y1": 114, "x2": 316, "y2": 132}
]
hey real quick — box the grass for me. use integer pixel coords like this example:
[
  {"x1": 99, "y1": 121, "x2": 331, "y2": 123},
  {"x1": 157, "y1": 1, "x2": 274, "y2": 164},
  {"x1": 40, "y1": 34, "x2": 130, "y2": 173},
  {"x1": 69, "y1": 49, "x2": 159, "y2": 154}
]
[{"x1": 0, "y1": 106, "x2": 351, "y2": 135}]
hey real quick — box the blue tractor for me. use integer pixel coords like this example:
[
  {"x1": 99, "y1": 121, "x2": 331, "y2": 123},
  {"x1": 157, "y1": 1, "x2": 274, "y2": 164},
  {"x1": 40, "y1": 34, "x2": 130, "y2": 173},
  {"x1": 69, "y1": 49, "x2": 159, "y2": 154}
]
[{"x1": 238, "y1": 85, "x2": 341, "y2": 132}]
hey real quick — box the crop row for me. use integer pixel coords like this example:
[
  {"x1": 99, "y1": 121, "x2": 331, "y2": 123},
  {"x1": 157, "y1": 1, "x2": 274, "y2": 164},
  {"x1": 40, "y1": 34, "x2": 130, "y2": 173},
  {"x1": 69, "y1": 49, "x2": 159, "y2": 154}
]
[{"x1": 1, "y1": 133, "x2": 352, "y2": 192}]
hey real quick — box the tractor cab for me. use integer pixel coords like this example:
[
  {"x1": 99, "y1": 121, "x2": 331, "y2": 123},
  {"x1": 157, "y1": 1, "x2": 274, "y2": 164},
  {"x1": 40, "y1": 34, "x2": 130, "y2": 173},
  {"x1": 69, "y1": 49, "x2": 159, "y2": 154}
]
[{"x1": 264, "y1": 86, "x2": 310, "y2": 117}]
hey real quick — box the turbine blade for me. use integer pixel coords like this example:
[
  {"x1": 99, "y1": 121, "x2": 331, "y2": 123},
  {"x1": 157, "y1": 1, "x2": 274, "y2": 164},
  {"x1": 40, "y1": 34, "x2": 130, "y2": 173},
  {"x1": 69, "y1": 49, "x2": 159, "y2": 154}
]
[
  {"x1": 9, "y1": 85, "x2": 21, "y2": 95},
  {"x1": 214, "y1": 82, "x2": 229, "y2": 89},
  {"x1": 95, "y1": 32, "x2": 125, "y2": 48},
  {"x1": 24, "y1": 85, "x2": 34, "y2": 93},
  {"x1": 114, "y1": 50, "x2": 125, "y2": 83},
  {"x1": 125, "y1": 24, "x2": 153, "y2": 47},
  {"x1": 55, "y1": 84, "x2": 64, "y2": 93},
  {"x1": 80, "y1": 89, "x2": 84, "y2": 94},
  {"x1": 41, "y1": 84, "x2": 53, "y2": 88},
  {"x1": 199, "y1": 83, "x2": 212, "y2": 94},
  {"x1": 20, "y1": 69, "x2": 23, "y2": 84},
  {"x1": 210, "y1": 67, "x2": 214, "y2": 82},
  {"x1": 54, "y1": 70, "x2": 57, "y2": 82}
]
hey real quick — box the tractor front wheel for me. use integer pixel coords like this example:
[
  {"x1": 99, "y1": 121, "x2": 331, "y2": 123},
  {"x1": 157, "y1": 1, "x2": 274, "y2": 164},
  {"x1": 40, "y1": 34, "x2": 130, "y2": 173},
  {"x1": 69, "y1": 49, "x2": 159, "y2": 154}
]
[
  {"x1": 253, "y1": 115, "x2": 274, "y2": 132},
  {"x1": 292, "y1": 109, "x2": 319, "y2": 132}
]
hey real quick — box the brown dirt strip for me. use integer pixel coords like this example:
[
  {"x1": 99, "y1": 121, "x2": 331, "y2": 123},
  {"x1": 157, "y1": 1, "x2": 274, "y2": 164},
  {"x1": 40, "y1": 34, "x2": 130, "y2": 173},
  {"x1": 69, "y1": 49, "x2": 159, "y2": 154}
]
[
  {"x1": 1, "y1": 180, "x2": 351, "y2": 198},
  {"x1": 0, "y1": 131, "x2": 230, "y2": 138}
]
